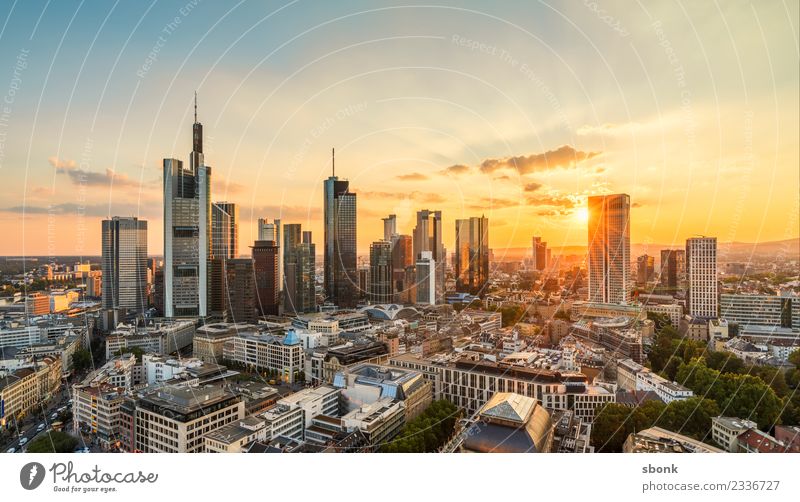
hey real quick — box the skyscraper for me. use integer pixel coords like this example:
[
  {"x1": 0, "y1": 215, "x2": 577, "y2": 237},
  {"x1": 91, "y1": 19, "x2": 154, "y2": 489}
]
[
  {"x1": 213, "y1": 202, "x2": 238, "y2": 258},
  {"x1": 392, "y1": 234, "x2": 413, "y2": 302},
  {"x1": 323, "y1": 150, "x2": 357, "y2": 308},
  {"x1": 636, "y1": 254, "x2": 655, "y2": 285},
  {"x1": 416, "y1": 251, "x2": 436, "y2": 305},
  {"x1": 413, "y1": 210, "x2": 444, "y2": 300},
  {"x1": 252, "y1": 240, "x2": 279, "y2": 316},
  {"x1": 284, "y1": 226, "x2": 316, "y2": 314},
  {"x1": 587, "y1": 194, "x2": 630, "y2": 304},
  {"x1": 369, "y1": 240, "x2": 393, "y2": 304},
  {"x1": 382, "y1": 214, "x2": 397, "y2": 242},
  {"x1": 101, "y1": 217, "x2": 148, "y2": 330},
  {"x1": 659, "y1": 249, "x2": 686, "y2": 288},
  {"x1": 454, "y1": 216, "x2": 489, "y2": 296},
  {"x1": 532, "y1": 236, "x2": 547, "y2": 271},
  {"x1": 686, "y1": 237, "x2": 718, "y2": 318},
  {"x1": 226, "y1": 258, "x2": 256, "y2": 323},
  {"x1": 258, "y1": 218, "x2": 282, "y2": 293},
  {"x1": 163, "y1": 93, "x2": 211, "y2": 317}
]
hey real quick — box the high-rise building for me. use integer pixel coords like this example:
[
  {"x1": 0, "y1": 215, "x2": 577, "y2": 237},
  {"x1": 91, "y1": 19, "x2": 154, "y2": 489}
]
[
  {"x1": 283, "y1": 225, "x2": 316, "y2": 314},
  {"x1": 323, "y1": 150, "x2": 357, "y2": 307},
  {"x1": 636, "y1": 254, "x2": 655, "y2": 285},
  {"x1": 212, "y1": 202, "x2": 238, "y2": 259},
  {"x1": 163, "y1": 93, "x2": 211, "y2": 317},
  {"x1": 258, "y1": 218, "x2": 282, "y2": 292},
  {"x1": 101, "y1": 217, "x2": 148, "y2": 330},
  {"x1": 416, "y1": 251, "x2": 436, "y2": 305},
  {"x1": 532, "y1": 236, "x2": 547, "y2": 271},
  {"x1": 587, "y1": 194, "x2": 630, "y2": 304},
  {"x1": 413, "y1": 210, "x2": 445, "y2": 299},
  {"x1": 382, "y1": 214, "x2": 397, "y2": 242},
  {"x1": 369, "y1": 240, "x2": 393, "y2": 304},
  {"x1": 392, "y1": 234, "x2": 413, "y2": 302},
  {"x1": 659, "y1": 249, "x2": 686, "y2": 288},
  {"x1": 224, "y1": 258, "x2": 256, "y2": 324},
  {"x1": 252, "y1": 240, "x2": 279, "y2": 316},
  {"x1": 686, "y1": 237, "x2": 718, "y2": 318},
  {"x1": 454, "y1": 216, "x2": 489, "y2": 296}
]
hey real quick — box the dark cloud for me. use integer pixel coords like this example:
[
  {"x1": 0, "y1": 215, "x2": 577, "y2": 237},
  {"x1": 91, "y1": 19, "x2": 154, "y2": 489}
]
[
  {"x1": 441, "y1": 164, "x2": 471, "y2": 176},
  {"x1": 395, "y1": 172, "x2": 429, "y2": 181},
  {"x1": 479, "y1": 145, "x2": 600, "y2": 174},
  {"x1": 523, "y1": 182, "x2": 543, "y2": 192}
]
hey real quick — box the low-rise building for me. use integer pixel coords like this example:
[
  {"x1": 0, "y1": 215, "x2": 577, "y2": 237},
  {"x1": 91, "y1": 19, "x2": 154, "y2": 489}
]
[
  {"x1": 222, "y1": 329, "x2": 305, "y2": 383},
  {"x1": 711, "y1": 416, "x2": 757, "y2": 452}
]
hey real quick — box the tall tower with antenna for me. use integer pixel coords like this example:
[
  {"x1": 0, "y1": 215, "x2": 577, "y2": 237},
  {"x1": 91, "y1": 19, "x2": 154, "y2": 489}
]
[{"x1": 323, "y1": 148, "x2": 358, "y2": 307}]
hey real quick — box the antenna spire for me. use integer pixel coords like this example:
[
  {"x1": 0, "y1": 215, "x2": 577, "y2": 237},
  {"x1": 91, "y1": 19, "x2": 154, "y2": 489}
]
[
  {"x1": 332, "y1": 147, "x2": 335, "y2": 177},
  {"x1": 194, "y1": 91, "x2": 197, "y2": 123}
]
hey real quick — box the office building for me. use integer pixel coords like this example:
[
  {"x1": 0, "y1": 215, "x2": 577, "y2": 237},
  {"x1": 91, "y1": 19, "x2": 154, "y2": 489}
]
[
  {"x1": 686, "y1": 237, "x2": 718, "y2": 318},
  {"x1": 101, "y1": 216, "x2": 148, "y2": 330},
  {"x1": 323, "y1": 151, "x2": 358, "y2": 307},
  {"x1": 587, "y1": 194, "x2": 630, "y2": 304},
  {"x1": 212, "y1": 202, "x2": 238, "y2": 259},
  {"x1": 284, "y1": 225, "x2": 316, "y2": 314},
  {"x1": 532, "y1": 236, "x2": 547, "y2": 271},
  {"x1": 636, "y1": 254, "x2": 655, "y2": 285},
  {"x1": 369, "y1": 240, "x2": 393, "y2": 304},
  {"x1": 461, "y1": 392, "x2": 554, "y2": 453},
  {"x1": 258, "y1": 218, "x2": 282, "y2": 292},
  {"x1": 720, "y1": 292, "x2": 799, "y2": 331},
  {"x1": 382, "y1": 214, "x2": 397, "y2": 242},
  {"x1": 226, "y1": 258, "x2": 257, "y2": 323},
  {"x1": 659, "y1": 249, "x2": 685, "y2": 288},
  {"x1": 454, "y1": 216, "x2": 489, "y2": 296},
  {"x1": 415, "y1": 251, "x2": 436, "y2": 305},
  {"x1": 413, "y1": 210, "x2": 445, "y2": 299},
  {"x1": 163, "y1": 94, "x2": 211, "y2": 317},
  {"x1": 222, "y1": 329, "x2": 305, "y2": 383},
  {"x1": 251, "y1": 240, "x2": 279, "y2": 316},
  {"x1": 391, "y1": 234, "x2": 413, "y2": 302}
]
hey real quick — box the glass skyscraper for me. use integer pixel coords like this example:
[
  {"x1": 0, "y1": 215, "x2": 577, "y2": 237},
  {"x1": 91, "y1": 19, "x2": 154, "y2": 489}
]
[
  {"x1": 101, "y1": 216, "x2": 148, "y2": 329},
  {"x1": 323, "y1": 153, "x2": 357, "y2": 308},
  {"x1": 454, "y1": 216, "x2": 489, "y2": 296},
  {"x1": 587, "y1": 194, "x2": 630, "y2": 304}
]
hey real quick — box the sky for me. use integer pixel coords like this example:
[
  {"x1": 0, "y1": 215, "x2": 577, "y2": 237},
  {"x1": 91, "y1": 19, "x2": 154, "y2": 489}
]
[{"x1": 0, "y1": 0, "x2": 797, "y2": 258}]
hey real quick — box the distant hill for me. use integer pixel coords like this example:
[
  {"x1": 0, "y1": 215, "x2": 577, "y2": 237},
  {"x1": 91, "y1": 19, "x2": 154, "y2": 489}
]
[{"x1": 493, "y1": 238, "x2": 800, "y2": 261}]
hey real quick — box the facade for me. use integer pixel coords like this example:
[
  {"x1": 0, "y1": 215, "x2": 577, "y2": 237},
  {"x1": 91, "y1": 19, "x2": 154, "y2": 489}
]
[
  {"x1": 382, "y1": 214, "x2": 397, "y2": 242},
  {"x1": 686, "y1": 237, "x2": 718, "y2": 318},
  {"x1": 101, "y1": 217, "x2": 148, "y2": 330},
  {"x1": 0, "y1": 357, "x2": 62, "y2": 425},
  {"x1": 413, "y1": 210, "x2": 445, "y2": 299},
  {"x1": 587, "y1": 194, "x2": 630, "y2": 304},
  {"x1": 222, "y1": 329, "x2": 305, "y2": 383},
  {"x1": 391, "y1": 234, "x2": 413, "y2": 303},
  {"x1": 369, "y1": 240, "x2": 393, "y2": 304},
  {"x1": 212, "y1": 202, "x2": 238, "y2": 260},
  {"x1": 720, "y1": 292, "x2": 799, "y2": 332},
  {"x1": 104, "y1": 320, "x2": 196, "y2": 359},
  {"x1": 454, "y1": 216, "x2": 489, "y2": 296},
  {"x1": 712, "y1": 416, "x2": 757, "y2": 452},
  {"x1": 123, "y1": 385, "x2": 244, "y2": 453},
  {"x1": 163, "y1": 99, "x2": 211, "y2": 318},
  {"x1": 323, "y1": 164, "x2": 358, "y2": 308},
  {"x1": 252, "y1": 240, "x2": 279, "y2": 316},
  {"x1": 226, "y1": 258, "x2": 257, "y2": 323}
]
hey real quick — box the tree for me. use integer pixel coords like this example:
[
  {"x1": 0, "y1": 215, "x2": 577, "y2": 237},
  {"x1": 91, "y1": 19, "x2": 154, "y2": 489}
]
[
  {"x1": 26, "y1": 431, "x2": 78, "y2": 453},
  {"x1": 72, "y1": 349, "x2": 93, "y2": 373}
]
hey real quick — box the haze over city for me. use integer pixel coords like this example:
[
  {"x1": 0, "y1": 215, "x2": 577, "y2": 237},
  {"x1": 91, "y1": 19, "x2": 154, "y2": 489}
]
[{"x1": 0, "y1": 1, "x2": 797, "y2": 257}]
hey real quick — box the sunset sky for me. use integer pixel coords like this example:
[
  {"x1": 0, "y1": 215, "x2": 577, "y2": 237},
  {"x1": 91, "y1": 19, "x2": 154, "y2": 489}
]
[{"x1": 0, "y1": 0, "x2": 797, "y2": 257}]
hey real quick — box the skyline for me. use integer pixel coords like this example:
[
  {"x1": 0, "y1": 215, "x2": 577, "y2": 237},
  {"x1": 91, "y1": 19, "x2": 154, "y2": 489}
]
[{"x1": 0, "y1": 1, "x2": 798, "y2": 256}]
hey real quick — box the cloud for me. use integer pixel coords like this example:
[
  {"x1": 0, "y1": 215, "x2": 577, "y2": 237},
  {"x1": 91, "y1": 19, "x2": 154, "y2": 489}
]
[
  {"x1": 526, "y1": 193, "x2": 580, "y2": 210},
  {"x1": 576, "y1": 122, "x2": 642, "y2": 136},
  {"x1": 441, "y1": 164, "x2": 471, "y2": 176},
  {"x1": 49, "y1": 156, "x2": 141, "y2": 188},
  {"x1": 632, "y1": 201, "x2": 643, "y2": 208},
  {"x1": 466, "y1": 197, "x2": 523, "y2": 210},
  {"x1": 213, "y1": 176, "x2": 247, "y2": 195},
  {"x1": 523, "y1": 182, "x2": 543, "y2": 192},
  {"x1": 1, "y1": 202, "x2": 157, "y2": 218},
  {"x1": 479, "y1": 145, "x2": 600, "y2": 174},
  {"x1": 360, "y1": 190, "x2": 444, "y2": 204},
  {"x1": 243, "y1": 205, "x2": 321, "y2": 221},
  {"x1": 395, "y1": 172, "x2": 429, "y2": 181}
]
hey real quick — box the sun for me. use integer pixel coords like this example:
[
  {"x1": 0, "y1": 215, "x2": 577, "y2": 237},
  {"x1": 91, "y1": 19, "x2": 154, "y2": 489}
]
[{"x1": 572, "y1": 207, "x2": 589, "y2": 225}]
